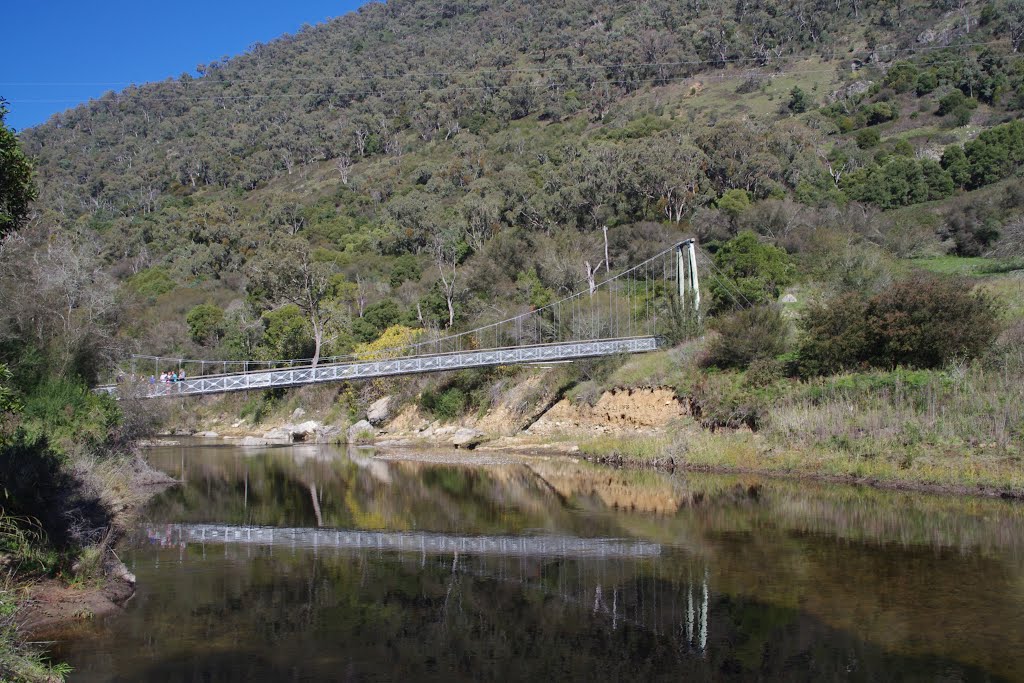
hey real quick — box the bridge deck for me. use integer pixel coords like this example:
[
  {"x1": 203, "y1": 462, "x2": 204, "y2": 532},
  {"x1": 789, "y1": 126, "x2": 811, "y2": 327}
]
[
  {"x1": 102, "y1": 337, "x2": 659, "y2": 398},
  {"x1": 152, "y1": 524, "x2": 662, "y2": 559}
]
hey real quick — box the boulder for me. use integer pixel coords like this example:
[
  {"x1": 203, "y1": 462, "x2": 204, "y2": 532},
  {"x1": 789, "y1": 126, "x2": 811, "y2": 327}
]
[
  {"x1": 314, "y1": 425, "x2": 344, "y2": 444},
  {"x1": 367, "y1": 396, "x2": 393, "y2": 425},
  {"x1": 290, "y1": 420, "x2": 322, "y2": 440},
  {"x1": 451, "y1": 428, "x2": 485, "y2": 449},
  {"x1": 347, "y1": 419, "x2": 376, "y2": 444},
  {"x1": 262, "y1": 426, "x2": 293, "y2": 441},
  {"x1": 238, "y1": 436, "x2": 273, "y2": 447},
  {"x1": 193, "y1": 431, "x2": 220, "y2": 438},
  {"x1": 291, "y1": 407, "x2": 307, "y2": 420}
]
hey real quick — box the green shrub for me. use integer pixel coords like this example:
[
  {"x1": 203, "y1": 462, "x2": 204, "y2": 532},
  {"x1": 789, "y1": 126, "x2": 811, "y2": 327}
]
[
  {"x1": 704, "y1": 305, "x2": 789, "y2": 370},
  {"x1": 961, "y1": 119, "x2": 1024, "y2": 189},
  {"x1": 798, "y1": 275, "x2": 1001, "y2": 375},
  {"x1": 420, "y1": 386, "x2": 467, "y2": 421},
  {"x1": 688, "y1": 371, "x2": 775, "y2": 430},
  {"x1": 884, "y1": 62, "x2": 919, "y2": 93},
  {"x1": 186, "y1": 303, "x2": 225, "y2": 345},
  {"x1": 788, "y1": 86, "x2": 812, "y2": 113},
  {"x1": 936, "y1": 90, "x2": 978, "y2": 124},
  {"x1": 855, "y1": 128, "x2": 881, "y2": 149},
  {"x1": 127, "y1": 267, "x2": 175, "y2": 299},
  {"x1": 709, "y1": 231, "x2": 795, "y2": 313},
  {"x1": 717, "y1": 189, "x2": 751, "y2": 218}
]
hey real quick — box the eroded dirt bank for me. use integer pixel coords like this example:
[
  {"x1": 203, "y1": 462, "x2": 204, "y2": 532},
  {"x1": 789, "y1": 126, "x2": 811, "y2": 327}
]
[
  {"x1": 162, "y1": 376, "x2": 1024, "y2": 501},
  {"x1": 15, "y1": 459, "x2": 176, "y2": 637}
]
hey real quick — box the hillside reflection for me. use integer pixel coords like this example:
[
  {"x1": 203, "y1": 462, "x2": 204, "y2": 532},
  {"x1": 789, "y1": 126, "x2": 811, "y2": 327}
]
[{"x1": 50, "y1": 441, "x2": 1024, "y2": 681}]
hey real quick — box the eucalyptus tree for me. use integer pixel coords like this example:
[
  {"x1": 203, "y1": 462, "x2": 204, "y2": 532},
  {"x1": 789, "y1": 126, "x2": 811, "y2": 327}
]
[
  {"x1": 0, "y1": 100, "x2": 36, "y2": 238},
  {"x1": 247, "y1": 238, "x2": 343, "y2": 367}
]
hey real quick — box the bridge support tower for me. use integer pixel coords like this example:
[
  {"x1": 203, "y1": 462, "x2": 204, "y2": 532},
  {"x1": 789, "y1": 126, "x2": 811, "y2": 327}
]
[{"x1": 676, "y1": 239, "x2": 701, "y2": 315}]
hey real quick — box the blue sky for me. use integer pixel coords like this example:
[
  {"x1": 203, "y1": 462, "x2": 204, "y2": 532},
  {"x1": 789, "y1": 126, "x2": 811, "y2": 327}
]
[{"x1": 2, "y1": 1, "x2": 368, "y2": 131}]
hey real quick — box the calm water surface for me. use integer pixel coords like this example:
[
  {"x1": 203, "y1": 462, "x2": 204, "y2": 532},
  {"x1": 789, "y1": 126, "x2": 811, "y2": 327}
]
[{"x1": 50, "y1": 440, "x2": 1024, "y2": 681}]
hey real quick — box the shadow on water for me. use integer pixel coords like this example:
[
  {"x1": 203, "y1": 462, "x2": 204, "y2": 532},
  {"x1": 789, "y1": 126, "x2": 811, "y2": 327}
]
[{"x1": 50, "y1": 439, "x2": 1024, "y2": 682}]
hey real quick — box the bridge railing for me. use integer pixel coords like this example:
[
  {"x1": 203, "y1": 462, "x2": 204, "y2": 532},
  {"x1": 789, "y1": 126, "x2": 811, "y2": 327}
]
[
  {"x1": 98, "y1": 336, "x2": 661, "y2": 397},
  {"x1": 102, "y1": 241, "x2": 704, "y2": 396}
]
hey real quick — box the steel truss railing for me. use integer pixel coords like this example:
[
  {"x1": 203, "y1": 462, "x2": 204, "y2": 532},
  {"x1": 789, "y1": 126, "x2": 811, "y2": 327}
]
[
  {"x1": 155, "y1": 523, "x2": 662, "y2": 558},
  {"x1": 100, "y1": 336, "x2": 659, "y2": 398}
]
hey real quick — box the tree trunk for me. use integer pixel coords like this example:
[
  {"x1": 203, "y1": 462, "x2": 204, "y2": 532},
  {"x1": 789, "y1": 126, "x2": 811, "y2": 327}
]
[
  {"x1": 603, "y1": 226, "x2": 611, "y2": 273},
  {"x1": 312, "y1": 322, "x2": 323, "y2": 368}
]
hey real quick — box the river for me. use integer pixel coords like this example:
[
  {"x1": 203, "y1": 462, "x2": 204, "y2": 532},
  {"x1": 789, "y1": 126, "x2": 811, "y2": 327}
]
[{"x1": 50, "y1": 439, "x2": 1024, "y2": 681}]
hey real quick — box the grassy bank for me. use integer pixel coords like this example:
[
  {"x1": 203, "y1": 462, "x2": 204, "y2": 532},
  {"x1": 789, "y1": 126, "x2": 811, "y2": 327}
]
[
  {"x1": 0, "y1": 369, "x2": 165, "y2": 682},
  {"x1": 578, "y1": 356, "x2": 1024, "y2": 497}
]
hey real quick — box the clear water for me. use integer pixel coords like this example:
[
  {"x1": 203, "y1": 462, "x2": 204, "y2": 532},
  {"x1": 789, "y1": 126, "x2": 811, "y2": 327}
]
[{"x1": 49, "y1": 440, "x2": 1024, "y2": 681}]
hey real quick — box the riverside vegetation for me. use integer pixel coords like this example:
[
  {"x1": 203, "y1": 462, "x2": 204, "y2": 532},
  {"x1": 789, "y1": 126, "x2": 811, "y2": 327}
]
[
  {"x1": 1, "y1": 109, "x2": 162, "y2": 679},
  {"x1": 6, "y1": 0, "x2": 1024, "y2": 677}
]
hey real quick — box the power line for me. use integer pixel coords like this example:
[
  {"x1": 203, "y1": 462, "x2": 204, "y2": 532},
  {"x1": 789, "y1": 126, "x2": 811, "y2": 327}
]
[
  {"x1": 2, "y1": 55, "x2": 982, "y2": 106},
  {"x1": 0, "y1": 37, "x2": 1010, "y2": 90}
]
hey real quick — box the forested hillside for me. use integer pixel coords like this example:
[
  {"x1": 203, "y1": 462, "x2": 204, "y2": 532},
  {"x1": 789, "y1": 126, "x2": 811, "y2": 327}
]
[{"x1": 7, "y1": 0, "x2": 1024, "y2": 369}]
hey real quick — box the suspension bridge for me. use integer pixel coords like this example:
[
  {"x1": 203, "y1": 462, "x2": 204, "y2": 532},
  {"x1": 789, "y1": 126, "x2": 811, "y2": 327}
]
[{"x1": 101, "y1": 240, "x2": 710, "y2": 398}]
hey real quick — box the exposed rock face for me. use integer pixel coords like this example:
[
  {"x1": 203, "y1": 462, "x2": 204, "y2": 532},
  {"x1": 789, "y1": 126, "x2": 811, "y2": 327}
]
[
  {"x1": 527, "y1": 387, "x2": 685, "y2": 435},
  {"x1": 347, "y1": 419, "x2": 376, "y2": 444},
  {"x1": 367, "y1": 396, "x2": 392, "y2": 425}
]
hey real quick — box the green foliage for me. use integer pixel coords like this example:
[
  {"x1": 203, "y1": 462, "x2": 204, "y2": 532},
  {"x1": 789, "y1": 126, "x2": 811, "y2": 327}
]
[
  {"x1": 961, "y1": 119, "x2": 1024, "y2": 188},
  {"x1": 798, "y1": 275, "x2": 1001, "y2": 375},
  {"x1": 717, "y1": 189, "x2": 752, "y2": 219},
  {"x1": 796, "y1": 292, "x2": 871, "y2": 377},
  {"x1": 0, "y1": 100, "x2": 36, "y2": 238},
  {"x1": 600, "y1": 115, "x2": 673, "y2": 140},
  {"x1": 688, "y1": 370, "x2": 776, "y2": 430},
  {"x1": 389, "y1": 254, "x2": 422, "y2": 288},
  {"x1": 127, "y1": 267, "x2": 176, "y2": 299},
  {"x1": 259, "y1": 304, "x2": 313, "y2": 361},
  {"x1": 0, "y1": 364, "x2": 18, "y2": 418},
  {"x1": 704, "y1": 306, "x2": 790, "y2": 370},
  {"x1": 353, "y1": 299, "x2": 406, "y2": 343},
  {"x1": 788, "y1": 86, "x2": 812, "y2": 113},
  {"x1": 885, "y1": 62, "x2": 920, "y2": 93},
  {"x1": 941, "y1": 145, "x2": 971, "y2": 187},
  {"x1": 843, "y1": 156, "x2": 954, "y2": 208},
  {"x1": 936, "y1": 89, "x2": 978, "y2": 126},
  {"x1": 915, "y1": 70, "x2": 938, "y2": 96},
  {"x1": 709, "y1": 231, "x2": 795, "y2": 313},
  {"x1": 515, "y1": 268, "x2": 553, "y2": 309},
  {"x1": 240, "y1": 389, "x2": 283, "y2": 425},
  {"x1": 420, "y1": 386, "x2": 468, "y2": 421},
  {"x1": 855, "y1": 128, "x2": 881, "y2": 149},
  {"x1": 186, "y1": 303, "x2": 225, "y2": 345},
  {"x1": 418, "y1": 369, "x2": 496, "y2": 421},
  {"x1": 16, "y1": 378, "x2": 121, "y2": 458},
  {"x1": 941, "y1": 202, "x2": 1001, "y2": 256}
]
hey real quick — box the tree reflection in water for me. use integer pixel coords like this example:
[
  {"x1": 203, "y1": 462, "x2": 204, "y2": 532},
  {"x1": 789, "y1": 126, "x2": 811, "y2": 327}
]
[{"x1": 47, "y1": 440, "x2": 1024, "y2": 681}]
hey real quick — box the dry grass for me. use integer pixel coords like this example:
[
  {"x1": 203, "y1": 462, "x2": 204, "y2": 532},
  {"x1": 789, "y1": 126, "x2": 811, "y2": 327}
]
[{"x1": 0, "y1": 573, "x2": 70, "y2": 682}]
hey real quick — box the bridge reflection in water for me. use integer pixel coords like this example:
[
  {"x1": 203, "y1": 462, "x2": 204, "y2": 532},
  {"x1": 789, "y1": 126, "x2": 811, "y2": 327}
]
[
  {"x1": 150, "y1": 523, "x2": 662, "y2": 559},
  {"x1": 142, "y1": 523, "x2": 711, "y2": 655}
]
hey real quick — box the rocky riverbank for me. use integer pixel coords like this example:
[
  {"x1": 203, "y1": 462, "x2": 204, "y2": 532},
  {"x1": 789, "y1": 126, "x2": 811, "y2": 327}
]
[{"x1": 14, "y1": 458, "x2": 176, "y2": 641}]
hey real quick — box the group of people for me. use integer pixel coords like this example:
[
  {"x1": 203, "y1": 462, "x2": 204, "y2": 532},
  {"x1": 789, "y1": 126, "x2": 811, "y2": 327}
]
[{"x1": 150, "y1": 370, "x2": 187, "y2": 384}]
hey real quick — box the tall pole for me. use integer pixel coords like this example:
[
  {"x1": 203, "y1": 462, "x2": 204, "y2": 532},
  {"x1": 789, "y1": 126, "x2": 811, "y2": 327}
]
[
  {"x1": 677, "y1": 239, "x2": 701, "y2": 318},
  {"x1": 687, "y1": 239, "x2": 701, "y2": 316}
]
